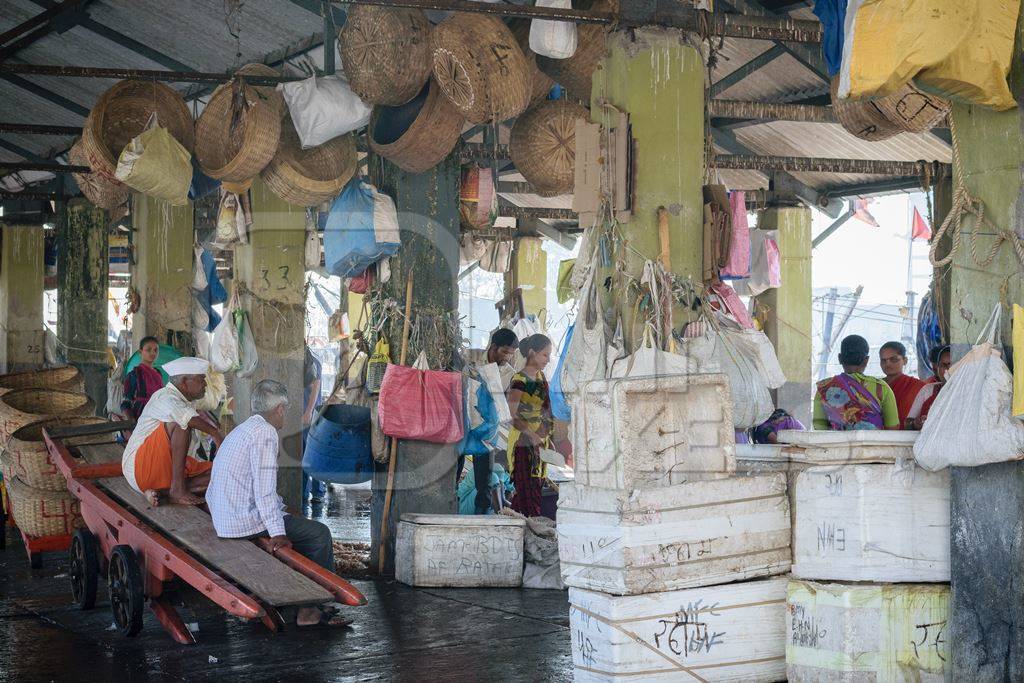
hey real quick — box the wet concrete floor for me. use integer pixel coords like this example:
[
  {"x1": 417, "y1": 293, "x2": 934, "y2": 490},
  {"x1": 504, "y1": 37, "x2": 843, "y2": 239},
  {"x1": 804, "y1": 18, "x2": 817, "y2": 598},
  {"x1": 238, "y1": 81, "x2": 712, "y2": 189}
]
[{"x1": 0, "y1": 487, "x2": 574, "y2": 682}]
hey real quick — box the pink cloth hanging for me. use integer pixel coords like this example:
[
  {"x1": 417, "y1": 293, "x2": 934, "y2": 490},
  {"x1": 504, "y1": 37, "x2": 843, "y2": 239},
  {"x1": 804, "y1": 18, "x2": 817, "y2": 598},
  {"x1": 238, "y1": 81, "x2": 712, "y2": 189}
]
[
  {"x1": 721, "y1": 191, "x2": 751, "y2": 279},
  {"x1": 710, "y1": 281, "x2": 755, "y2": 329}
]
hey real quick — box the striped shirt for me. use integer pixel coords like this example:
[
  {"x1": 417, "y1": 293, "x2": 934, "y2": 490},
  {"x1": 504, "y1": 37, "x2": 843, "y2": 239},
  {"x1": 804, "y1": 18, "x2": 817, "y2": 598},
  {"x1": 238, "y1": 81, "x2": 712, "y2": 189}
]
[{"x1": 205, "y1": 415, "x2": 286, "y2": 538}]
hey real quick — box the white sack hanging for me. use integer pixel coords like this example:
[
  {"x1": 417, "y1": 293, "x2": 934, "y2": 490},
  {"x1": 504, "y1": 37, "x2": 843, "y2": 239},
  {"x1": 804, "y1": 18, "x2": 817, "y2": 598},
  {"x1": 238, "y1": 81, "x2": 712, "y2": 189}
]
[
  {"x1": 530, "y1": 0, "x2": 578, "y2": 60},
  {"x1": 210, "y1": 308, "x2": 240, "y2": 373},
  {"x1": 282, "y1": 75, "x2": 372, "y2": 149},
  {"x1": 304, "y1": 213, "x2": 322, "y2": 271}
]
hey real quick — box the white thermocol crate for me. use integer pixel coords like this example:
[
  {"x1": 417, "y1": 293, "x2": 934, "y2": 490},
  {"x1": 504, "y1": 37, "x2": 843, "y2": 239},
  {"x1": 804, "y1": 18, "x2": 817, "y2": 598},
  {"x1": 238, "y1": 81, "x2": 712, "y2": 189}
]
[
  {"x1": 786, "y1": 579, "x2": 950, "y2": 682},
  {"x1": 395, "y1": 513, "x2": 525, "y2": 588},
  {"x1": 570, "y1": 576, "x2": 789, "y2": 681},
  {"x1": 558, "y1": 474, "x2": 791, "y2": 595},
  {"x1": 574, "y1": 373, "x2": 736, "y2": 490},
  {"x1": 792, "y1": 463, "x2": 950, "y2": 583},
  {"x1": 777, "y1": 430, "x2": 917, "y2": 466}
]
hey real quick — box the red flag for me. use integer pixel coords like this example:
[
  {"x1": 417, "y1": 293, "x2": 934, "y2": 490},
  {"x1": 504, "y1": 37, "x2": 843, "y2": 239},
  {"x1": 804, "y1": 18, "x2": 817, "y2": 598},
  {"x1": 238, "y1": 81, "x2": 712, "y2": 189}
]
[
  {"x1": 853, "y1": 198, "x2": 879, "y2": 227},
  {"x1": 911, "y1": 206, "x2": 932, "y2": 240}
]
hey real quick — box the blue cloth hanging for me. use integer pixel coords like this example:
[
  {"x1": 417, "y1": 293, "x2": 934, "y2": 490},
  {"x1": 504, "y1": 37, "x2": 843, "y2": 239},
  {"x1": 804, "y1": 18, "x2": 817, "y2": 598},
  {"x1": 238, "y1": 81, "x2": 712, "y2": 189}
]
[
  {"x1": 549, "y1": 324, "x2": 573, "y2": 422},
  {"x1": 813, "y1": 0, "x2": 847, "y2": 78}
]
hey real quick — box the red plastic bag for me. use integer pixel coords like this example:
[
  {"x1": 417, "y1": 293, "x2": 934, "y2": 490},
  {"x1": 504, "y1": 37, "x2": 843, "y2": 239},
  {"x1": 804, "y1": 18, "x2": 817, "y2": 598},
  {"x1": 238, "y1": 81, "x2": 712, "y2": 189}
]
[
  {"x1": 377, "y1": 353, "x2": 464, "y2": 444},
  {"x1": 348, "y1": 266, "x2": 374, "y2": 294}
]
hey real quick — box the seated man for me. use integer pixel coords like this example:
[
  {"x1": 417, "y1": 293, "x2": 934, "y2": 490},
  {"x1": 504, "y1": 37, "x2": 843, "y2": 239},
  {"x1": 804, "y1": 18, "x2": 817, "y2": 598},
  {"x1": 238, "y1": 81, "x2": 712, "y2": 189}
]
[
  {"x1": 879, "y1": 341, "x2": 926, "y2": 429},
  {"x1": 813, "y1": 335, "x2": 899, "y2": 430},
  {"x1": 121, "y1": 357, "x2": 224, "y2": 506},
  {"x1": 205, "y1": 379, "x2": 341, "y2": 627}
]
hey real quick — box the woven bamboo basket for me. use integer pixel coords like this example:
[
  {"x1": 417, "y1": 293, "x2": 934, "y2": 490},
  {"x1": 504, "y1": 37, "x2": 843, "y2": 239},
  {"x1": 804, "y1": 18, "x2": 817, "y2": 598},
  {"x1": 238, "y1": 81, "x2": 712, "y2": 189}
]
[
  {"x1": 0, "y1": 366, "x2": 85, "y2": 396},
  {"x1": 195, "y1": 77, "x2": 282, "y2": 182},
  {"x1": 69, "y1": 139, "x2": 129, "y2": 210},
  {"x1": 369, "y1": 78, "x2": 465, "y2": 173},
  {"x1": 830, "y1": 78, "x2": 898, "y2": 141},
  {"x1": 509, "y1": 18, "x2": 555, "y2": 105},
  {"x1": 5, "y1": 475, "x2": 83, "y2": 538},
  {"x1": 0, "y1": 389, "x2": 95, "y2": 446},
  {"x1": 235, "y1": 63, "x2": 286, "y2": 118},
  {"x1": 431, "y1": 13, "x2": 532, "y2": 124},
  {"x1": 338, "y1": 5, "x2": 433, "y2": 106},
  {"x1": 537, "y1": 0, "x2": 616, "y2": 104},
  {"x1": 510, "y1": 99, "x2": 587, "y2": 195},
  {"x1": 872, "y1": 84, "x2": 950, "y2": 134},
  {"x1": 2, "y1": 416, "x2": 106, "y2": 491},
  {"x1": 81, "y1": 79, "x2": 194, "y2": 183},
  {"x1": 261, "y1": 117, "x2": 357, "y2": 206}
]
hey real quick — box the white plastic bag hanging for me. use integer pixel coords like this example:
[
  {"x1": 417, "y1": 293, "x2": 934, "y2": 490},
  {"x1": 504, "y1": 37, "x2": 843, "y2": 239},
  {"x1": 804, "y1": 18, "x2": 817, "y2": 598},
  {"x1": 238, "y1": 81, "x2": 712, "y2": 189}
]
[
  {"x1": 281, "y1": 75, "x2": 372, "y2": 149},
  {"x1": 210, "y1": 308, "x2": 240, "y2": 373},
  {"x1": 610, "y1": 325, "x2": 697, "y2": 378},
  {"x1": 191, "y1": 246, "x2": 209, "y2": 290},
  {"x1": 235, "y1": 309, "x2": 259, "y2": 378},
  {"x1": 530, "y1": 0, "x2": 578, "y2": 60},
  {"x1": 914, "y1": 306, "x2": 1024, "y2": 470},
  {"x1": 304, "y1": 217, "x2": 321, "y2": 271},
  {"x1": 561, "y1": 265, "x2": 609, "y2": 393},
  {"x1": 747, "y1": 229, "x2": 782, "y2": 296},
  {"x1": 478, "y1": 362, "x2": 512, "y2": 423}
]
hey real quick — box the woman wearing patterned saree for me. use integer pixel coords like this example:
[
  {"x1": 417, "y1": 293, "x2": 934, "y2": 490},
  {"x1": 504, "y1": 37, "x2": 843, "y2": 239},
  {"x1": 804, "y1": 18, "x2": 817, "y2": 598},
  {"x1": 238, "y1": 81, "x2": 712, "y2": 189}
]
[
  {"x1": 813, "y1": 334, "x2": 899, "y2": 430},
  {"x1": 505, "y1": 334, "x2": 553, "y2": 518}
]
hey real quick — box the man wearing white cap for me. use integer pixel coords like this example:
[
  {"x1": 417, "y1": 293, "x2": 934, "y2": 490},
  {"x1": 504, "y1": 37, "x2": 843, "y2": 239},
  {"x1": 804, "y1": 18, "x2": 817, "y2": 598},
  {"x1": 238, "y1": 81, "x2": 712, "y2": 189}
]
[{"x1": 121, "y1": 357, "x2": 225, "y2": 506}]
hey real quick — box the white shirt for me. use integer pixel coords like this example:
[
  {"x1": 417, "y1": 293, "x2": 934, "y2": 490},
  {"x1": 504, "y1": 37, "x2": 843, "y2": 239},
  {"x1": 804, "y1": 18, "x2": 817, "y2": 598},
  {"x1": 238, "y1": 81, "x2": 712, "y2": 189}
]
[
  {"x1": 122, "y1": 382, "x2": 200, "y2": 492},
  {"x1": 205, "y1": 415, "x2": 286, "y2": 538}
]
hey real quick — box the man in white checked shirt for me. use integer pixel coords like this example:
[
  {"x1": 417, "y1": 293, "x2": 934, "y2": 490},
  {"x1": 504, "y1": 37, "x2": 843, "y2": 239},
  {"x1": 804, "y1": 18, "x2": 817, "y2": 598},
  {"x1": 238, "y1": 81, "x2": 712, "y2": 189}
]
[{"x1": 206, "y1": 380, "x2": 342, "y2": 627}]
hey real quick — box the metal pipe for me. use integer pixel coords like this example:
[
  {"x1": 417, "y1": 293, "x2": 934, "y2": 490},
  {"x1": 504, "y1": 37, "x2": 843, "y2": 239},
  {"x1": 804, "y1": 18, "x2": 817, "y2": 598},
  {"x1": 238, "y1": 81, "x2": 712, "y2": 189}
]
[
  {"x1": 332, "y1": 0, "x2": 612, "y2": 24},
  {"x1": 0, "y1": 162, "x2": 89, "y2": 173},
  {"x1": 709, "y1": 99, "x2": 836, "y2": 124},
  {"x1": 0, "y1": 63, "x2": 301, "y2": 86},
  {"x1": 0, "y1": 191, "x2": 68, "y2": 200},
  {"x1": 461, "y1": 142, "x2": 511, "y2": 163},
  {"x1": 0, "y1": 122, "x2": 83, "y2": 135},
  {"x1": 713, "y1": 154, "x2": 948, "y2": 176}
]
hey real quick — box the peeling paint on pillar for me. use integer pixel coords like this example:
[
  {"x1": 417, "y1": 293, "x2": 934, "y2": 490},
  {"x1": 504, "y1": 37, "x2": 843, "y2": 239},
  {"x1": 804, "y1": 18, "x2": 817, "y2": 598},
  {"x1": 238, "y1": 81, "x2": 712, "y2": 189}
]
[{"x1": 0, "y1": 223, "x2": 44, "y2": 372}]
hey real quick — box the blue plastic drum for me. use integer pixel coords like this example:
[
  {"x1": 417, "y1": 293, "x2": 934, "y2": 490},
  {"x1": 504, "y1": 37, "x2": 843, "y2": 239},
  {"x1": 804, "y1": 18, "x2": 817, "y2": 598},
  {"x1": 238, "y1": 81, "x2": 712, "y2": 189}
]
[{"x1": 301, "y1": 404, "x2": 374, "y2": 485}]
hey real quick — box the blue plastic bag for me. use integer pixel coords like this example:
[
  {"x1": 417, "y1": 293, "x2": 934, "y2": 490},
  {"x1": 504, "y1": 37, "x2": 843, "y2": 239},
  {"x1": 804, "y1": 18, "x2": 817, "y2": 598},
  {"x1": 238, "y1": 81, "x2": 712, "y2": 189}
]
[
  {"x1": 916, "y1": 291, "x2": 943, "y2": 375},
  {"x1": 188, "y1": 160, "x2": 221, "y2": 200},
  {"x1": 813, "y1": 0, "x2": 847, "y2": 78},
  {"x1": 459, "y1": 378, "x2": 499, "y2": 456},
  {"x1": 193, "y1": 248, "x2": 227, "y2": 332},
  {"x1": 549, "y1": 324, "x2": 573, "y2": 422},
  {"x1": 323, "y1": 179, "x2": 401, "y2": 278}
]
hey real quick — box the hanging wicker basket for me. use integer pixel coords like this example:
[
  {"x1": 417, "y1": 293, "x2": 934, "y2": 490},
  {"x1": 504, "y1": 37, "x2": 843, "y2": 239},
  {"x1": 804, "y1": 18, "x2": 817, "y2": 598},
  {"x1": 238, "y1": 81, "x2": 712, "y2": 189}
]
[
  {"x1": 431, "y1": 13, "x2": 532, "y2": 124},
  {"x1": 368, "y1": 78, "x2": 465, "y2": 174},
  {"x1": 0, "y1": 366, "x2": 85, "y2": 396},
  {"x1": 261, "y1": 116, "x2": 357, "y2": 206},
  {"x1": 459, "y1": 166, "x2": 497, "y2": 230},
  {"x1": 0, "y1": 389, "x2": 94, "y2": 445},
  {"x1": 537, "y1": 0, "x2": 616, "y2": 105},
  {"x1": 196, "y1": 77, "x2": 282, "y2": 182},
  {"x1": 69, "y1": 139, "x2": 129, "y2": 211},
  {"x1": 81, "y1": 80, "x2": 194, "y2": 183},
  {"x1": 5, "y1": 475, "x2": 83, "y2": 538},
  {"x1": 831, "y1": 78, "x2": 949, "y2": 141},
  {"x1": 510, "y1": 99, "x2": 587, "y2": 195},
  {"x1": 338, "y1": 5, "x2": 433, "y2": 106},
  {"x1": 2, "y1": 416, "x2": 106, "y2": 491},
  {"x1": 234, "y1": 63, "x2": 287, "y2": 118}
]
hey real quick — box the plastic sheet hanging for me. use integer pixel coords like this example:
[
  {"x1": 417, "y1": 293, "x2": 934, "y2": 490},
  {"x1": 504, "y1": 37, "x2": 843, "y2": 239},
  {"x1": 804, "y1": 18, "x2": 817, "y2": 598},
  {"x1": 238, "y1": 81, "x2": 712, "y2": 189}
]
[{"x1": 324, "y1": 179, "x2": 401, "y2": 278}]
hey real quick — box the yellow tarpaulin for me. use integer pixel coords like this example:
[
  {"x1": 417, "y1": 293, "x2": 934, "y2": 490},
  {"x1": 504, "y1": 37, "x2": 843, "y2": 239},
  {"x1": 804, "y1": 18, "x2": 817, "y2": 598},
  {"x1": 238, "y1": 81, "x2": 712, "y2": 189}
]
[
  {"x1": 1014, "y1": 304, "x2": 1024, "y2": 419},
  {"x1": 841, "y1": 0, "x2": 1019, "y2": 111}
]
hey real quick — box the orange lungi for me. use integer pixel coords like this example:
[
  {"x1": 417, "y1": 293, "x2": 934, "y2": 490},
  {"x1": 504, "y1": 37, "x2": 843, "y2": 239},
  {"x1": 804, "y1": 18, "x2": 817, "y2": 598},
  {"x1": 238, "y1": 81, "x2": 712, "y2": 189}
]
[{"x1": 132, "y1": 423, "x2": 213, "y2": 492}]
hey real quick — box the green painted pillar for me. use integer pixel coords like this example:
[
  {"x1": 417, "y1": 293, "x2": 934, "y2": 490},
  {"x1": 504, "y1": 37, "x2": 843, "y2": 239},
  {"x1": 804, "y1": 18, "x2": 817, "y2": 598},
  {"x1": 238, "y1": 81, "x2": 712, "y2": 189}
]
[
  {"x1": 939, "y1": 11, "x2": 1024, "y2": 677},
  {"x1": 753, "y1": 206, "x2": 813, "y2": 425},
  {"x1": 131, "y1": 193, "x2": 195, "y2": 351},
  {"x1": 57, "y1": 200, "x2": 108, "y2": 412},
  {"x1": 510, "y1": 236, "x2": 547, "y2": 318},
  {"x1": 368, "y1": 151, "x2": 461, "y2": 575},
  {"x1": 0, "y1": 224, "x2": 45, "y2": 372},
  {"x1": 592, "y1": 29, "x2": 705, "y2": 345},
  {"x1": 232, "y1": 178, "x2": 307, "y2": 511}
]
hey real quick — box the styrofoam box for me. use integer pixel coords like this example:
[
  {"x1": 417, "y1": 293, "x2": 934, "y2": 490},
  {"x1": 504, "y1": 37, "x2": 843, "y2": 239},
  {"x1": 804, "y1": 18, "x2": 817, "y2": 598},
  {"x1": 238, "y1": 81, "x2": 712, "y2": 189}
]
[
  {"x1": 575, "y1": 374, "x2": 736, "y2": 490},
  {"x1": 558, "y1": 474, "x2": 791, "y2": 595},
  {"x1": 570, "y1": 576, "x2": 789, "y2": 681},
  {"x1": 792, "y1": 463, "x2": 950, "y2": 582},
  {"x1": 777, "y1": 430, "x2": 917, "y2": 466},
  {"x1": 786, "y1": 579, "x2": 950, "y2": 682},
  {"x1": 395, "y1": 513, "x2": 525, "y2": 588}
]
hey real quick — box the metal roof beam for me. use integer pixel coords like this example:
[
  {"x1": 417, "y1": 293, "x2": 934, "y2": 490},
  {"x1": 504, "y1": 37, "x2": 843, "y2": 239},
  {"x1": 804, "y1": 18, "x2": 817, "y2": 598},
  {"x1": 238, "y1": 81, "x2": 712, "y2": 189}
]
[
  {"x1": 717, "y1": 0, "x2": 828, "y2": 81},
  {"x1": 821, "y1": 177, "x2": 931, "y2": 199},
  {"x1": 0, "y1": 139, "x2": 49, "y2": 163},
  {"x1": 288, "y1": 0, "x2": 348, "y2": 25},
  {"x1": 0, "y1": 122, "x2": 82, "y2": 135},
  {"x1": 0, "y1": 1, "x2": 92, "y2": 61},
  {"x1": 714, "y1": 153, "x2": 947, "y2": 176},
  {"x1": 0, "y1": 73, "x2": 89, "y2": 117},
  {"x1": 710, "y1": 45, "x2": 785, "y2": 98},
  {"x1": 0, "y1": 161, "x2": 87, "y2": 173},
  {"x1": 811, "y1": 201, "x2": 854, "y2": 248}
]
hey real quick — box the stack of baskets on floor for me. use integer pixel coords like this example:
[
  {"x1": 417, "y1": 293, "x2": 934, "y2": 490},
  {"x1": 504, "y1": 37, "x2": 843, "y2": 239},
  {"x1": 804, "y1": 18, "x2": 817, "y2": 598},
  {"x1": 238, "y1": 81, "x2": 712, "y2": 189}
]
[{"x1": 0, "y1": 368, "x2": 97, "y2": 539}]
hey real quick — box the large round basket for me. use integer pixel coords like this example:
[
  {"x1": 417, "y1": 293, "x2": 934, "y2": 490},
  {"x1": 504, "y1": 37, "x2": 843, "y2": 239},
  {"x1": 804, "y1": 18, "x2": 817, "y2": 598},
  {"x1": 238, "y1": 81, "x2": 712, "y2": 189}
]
[
  {"x1": 510, "y1": 99, "x2": 587, "y2": 195},
  {"x1": 195, "y1": 77, "x2": 282, "y2": 182},
  {"x1": 537, "y1": 0, "x2": 616, "y2": 104},
  {"x1": 509, "y1": 18, "x2": 555, "y2": 105},
  {"x1": 69, "y1": 139, "x2": 129, "y2": 210},
  {"x1": 338, "y1": 5, "x2": 433, "y2": 106},
  {"x1": 368, "y1": 78, "x2": 465, "y2": 174},
  {"x1": 1, "y1": 416, "x2": 106, "y2": 491},
  {"x1": 5, "y1": 475, "x2": 83, "y2": 538},
  {"x1": 431, "y1": 13, "x2": 532, "y2": 124},
  {"x1": 261, "y1": 117, "x2": 357, "y2": 206},
  {"x1": 81, "y1": 79, "x2": 194, "y2": 183},
  {"x1": 830, "y1": 78, "x2": 897, "y2": 141},
  {"x1": 0, "y1": 389, "x2": 95, "y2": 445},
  {"x1": 0, "y1": 366, "x2": 85, "y2": 396},
  {"x1": 870, "y1": 83, "x2": 949, "y2": 134}
]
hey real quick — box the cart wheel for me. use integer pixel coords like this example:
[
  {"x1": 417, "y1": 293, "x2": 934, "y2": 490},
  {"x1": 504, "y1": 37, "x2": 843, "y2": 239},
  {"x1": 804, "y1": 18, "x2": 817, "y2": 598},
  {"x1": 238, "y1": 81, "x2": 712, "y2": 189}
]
[
  {"x1": 69, "y1": 529, "x2": 99, "y2": 610},
  {"x1": 108, "y1": 545, "x2": 144, "y2": 637}
]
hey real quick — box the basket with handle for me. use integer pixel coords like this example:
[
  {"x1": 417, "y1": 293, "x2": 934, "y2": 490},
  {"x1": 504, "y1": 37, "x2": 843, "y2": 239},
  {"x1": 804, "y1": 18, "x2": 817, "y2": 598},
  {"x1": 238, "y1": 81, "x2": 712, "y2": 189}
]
[
  {"x1": 195, "y1": 74, "x2": 282, "y2": 183},
  {"x1": 0, "y1": 389, "x2": 95, "y2": 446},
  {"x1": 1, "y1": 416, "x2": 106, "y2": 492},
  {"x1": 5, "y1": 475, "x2": 83, "y2": 538}
]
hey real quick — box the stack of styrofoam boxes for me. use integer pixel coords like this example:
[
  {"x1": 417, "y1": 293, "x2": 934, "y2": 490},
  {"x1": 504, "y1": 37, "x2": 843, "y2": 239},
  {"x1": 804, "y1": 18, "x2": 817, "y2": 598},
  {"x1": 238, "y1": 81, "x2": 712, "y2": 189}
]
[
  {"x1": 560, "y1": 373, "x2": 793, "y2": 681},
  {"x1": 778, "y1": 430, "x2": 952, "y2": 681}
]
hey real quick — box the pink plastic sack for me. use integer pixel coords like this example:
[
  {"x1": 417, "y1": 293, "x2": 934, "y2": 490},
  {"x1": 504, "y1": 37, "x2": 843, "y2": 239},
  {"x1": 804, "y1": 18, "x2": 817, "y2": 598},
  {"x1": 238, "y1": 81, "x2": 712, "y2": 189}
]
[
  {"x1": 764, "y1": 236, "x2": 781, "y2": 288},
  {"x1": 710, "y1": 281, "x2": 755, "y2": 329},
  {"x1": 721, "y1": 190, "x2": 750, "y2": 278},
  {"x1": 377, "y1": 354, "x2": 464, "y2": 444}
]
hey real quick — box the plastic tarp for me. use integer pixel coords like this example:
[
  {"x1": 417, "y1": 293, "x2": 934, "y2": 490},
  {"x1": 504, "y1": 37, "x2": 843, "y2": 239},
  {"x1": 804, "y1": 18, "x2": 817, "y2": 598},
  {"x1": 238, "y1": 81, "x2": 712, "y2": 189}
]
[
  {"x1": 378, "y1": 353, "x2": 465, "y2": 444},
  {"x1": 839, "y1": 0, "x2": 1020, "y2": 110},
  {"x1": 324, "y1": 179, "x2": 401, "y2": 278}
]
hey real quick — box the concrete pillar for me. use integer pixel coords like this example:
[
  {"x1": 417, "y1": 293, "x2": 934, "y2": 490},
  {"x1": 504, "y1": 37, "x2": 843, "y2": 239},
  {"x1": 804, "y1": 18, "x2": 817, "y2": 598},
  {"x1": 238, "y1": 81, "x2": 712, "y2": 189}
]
[
  {"x1": 131, "y1": 193, "x2": 195, "y2": 351},
  {"x1": 941, "y1": 90, "x2": 1024, "y2": 679},
  {"x1": 592, "y1": 28, "x2": 705, "y2": 346},
  {"x1": 753, "y1": 206, "x2": 813, "y2": 425},
  {"x1": 507, "y1": 236, "x2": 547, "y2": 318},
  {"x1": 0, "y1": 224, "x2": 45, "y2": 372},
  {"x1": 368, "y1": 151, "x2": 461, "y2": 575},
  {"x1": 57, "y1": 201, "x2": 108, "y2": 412},
  {"x1": 232, "y1": 178, "x2": 306, "y2": 510}
]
